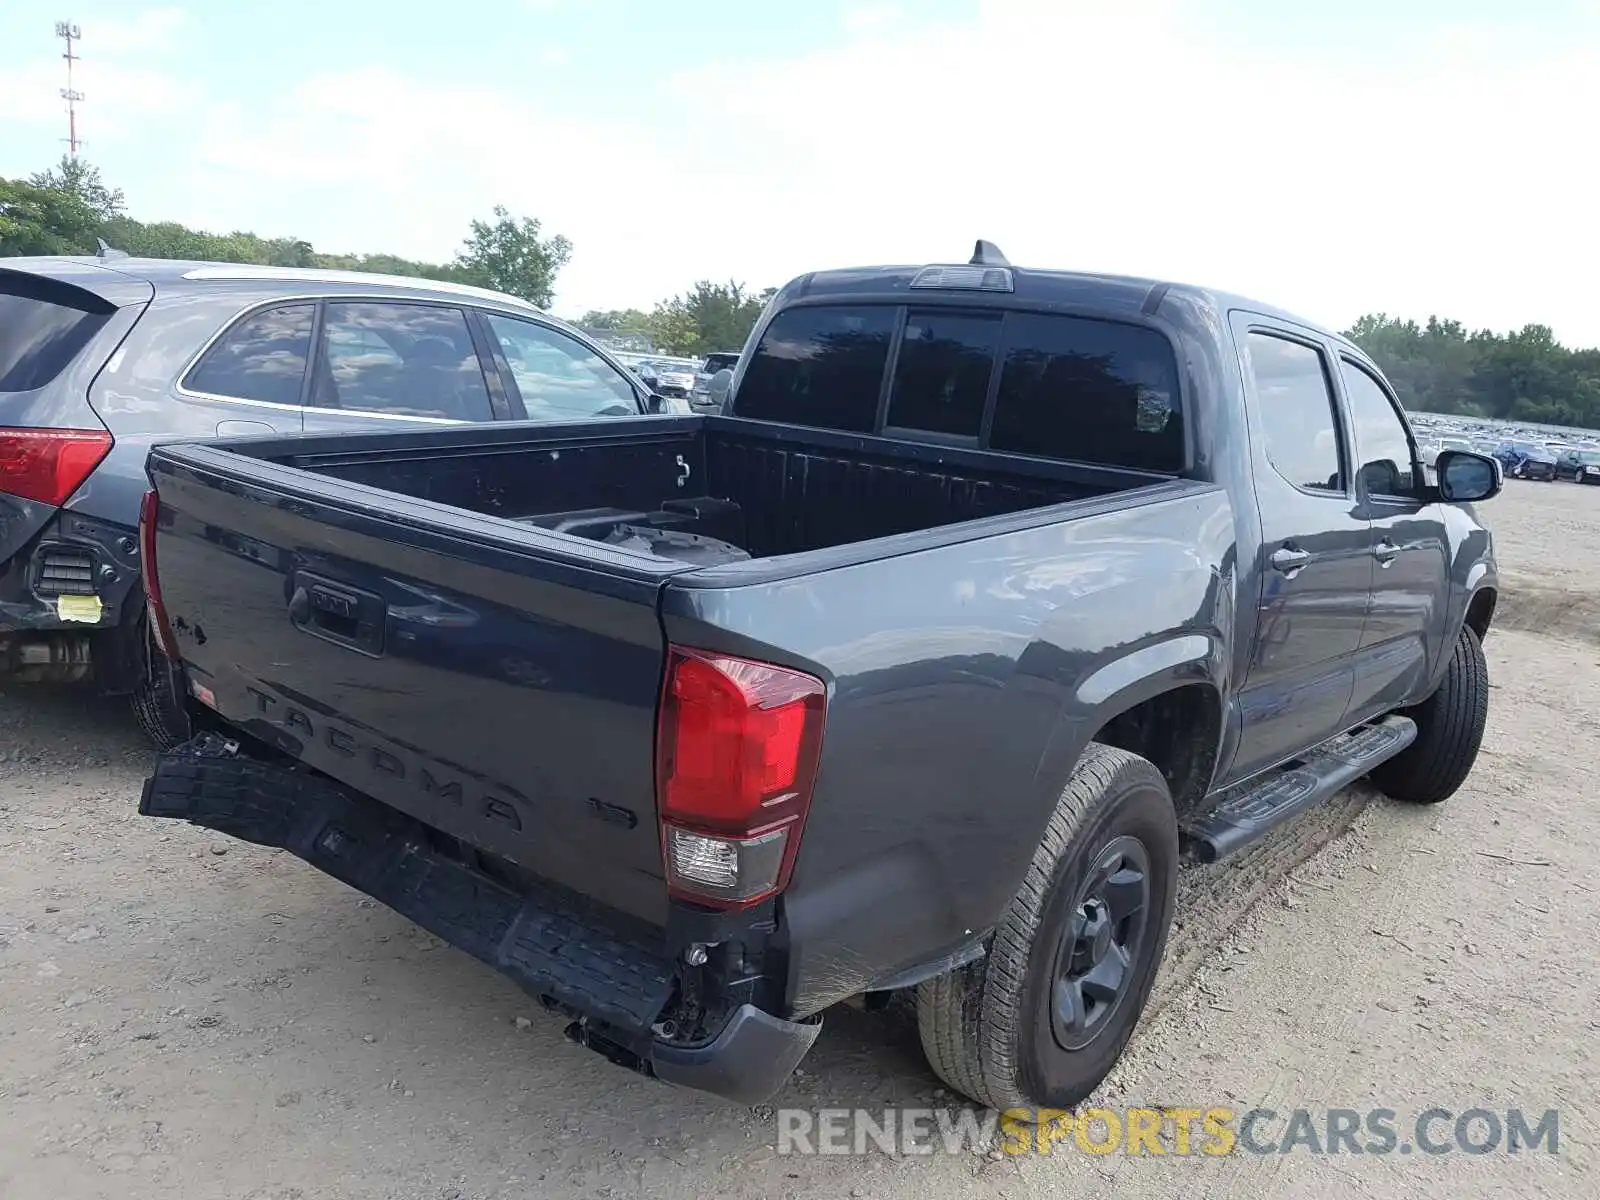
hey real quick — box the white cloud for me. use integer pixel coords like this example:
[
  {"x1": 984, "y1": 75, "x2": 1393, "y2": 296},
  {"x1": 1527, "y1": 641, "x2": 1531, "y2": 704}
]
[
  {"x1": 88, "y1": 8, "x2": 186, "y2": 55},
  {"x1": 81, "y1": 0, "x2": 1600, "y2": 340},
  {"x1": 843, "y1": 5, "x2": 904, "y2": 37},
  {"x1": 662, "y1": 0, "x2": 1600, "y2": 341}
]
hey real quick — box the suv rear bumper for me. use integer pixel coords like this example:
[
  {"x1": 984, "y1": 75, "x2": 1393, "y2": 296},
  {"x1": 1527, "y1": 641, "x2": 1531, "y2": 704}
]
[
  {"x1": 139, "y1": 735, "x2": 819, "y2": 1106},
  {"x1": 0, "y1": 509, "x2": 143, "y2": 687}
]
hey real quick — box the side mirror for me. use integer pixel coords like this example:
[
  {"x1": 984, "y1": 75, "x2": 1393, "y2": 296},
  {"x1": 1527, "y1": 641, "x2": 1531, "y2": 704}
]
[
  {"x1": 644, "y1": 392, "x2": 667, "y2": 414},
  {"x1": 1436, "y1": 450, "x2": 1502, "y2": 503},
  {"x1": 707, "y1": 368, "x2": 735, "y2": 412}
]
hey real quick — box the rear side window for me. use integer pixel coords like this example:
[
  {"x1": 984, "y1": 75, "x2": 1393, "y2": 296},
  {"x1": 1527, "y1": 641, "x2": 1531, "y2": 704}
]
[
  {"x1": 886, "y1": 310, "x2": 1002, "y2": 439},
  {"x1": 1246, "y1": 332, "x2": 1344, "y2": 493},
  {"x1": 735, "y1": 305, "x2": 895, "y2": 432},
  {"x1": 989, "y1": 314, "x2": 1184, "y2": 472},
  {"x1": 185, "y1": 303, "x2": 314, "y2": 406},
  {"x1": 313, "y1": 302, "x2": 493, "y2": 421},
  {"x1": 0, "y1": 278, "x2": 112, "y2": 393}
]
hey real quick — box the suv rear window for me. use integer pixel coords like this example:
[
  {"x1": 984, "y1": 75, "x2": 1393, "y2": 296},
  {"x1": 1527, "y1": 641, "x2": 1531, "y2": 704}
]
[
  {"x1": 0, "y1": 275, "x2": 113, "y2": 393},
  {"x1": 734, "y1": 306, "x2": 894, "y2": 432}
]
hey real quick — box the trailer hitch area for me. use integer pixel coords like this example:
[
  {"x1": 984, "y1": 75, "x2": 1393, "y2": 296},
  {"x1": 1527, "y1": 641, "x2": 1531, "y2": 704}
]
[{"x1": 563, "y1": 1017, "x2": 655, "y2": 1079}]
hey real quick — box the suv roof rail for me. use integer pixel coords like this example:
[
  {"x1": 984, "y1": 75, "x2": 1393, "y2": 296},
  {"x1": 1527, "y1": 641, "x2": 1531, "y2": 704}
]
[{"x1": 969, "y1": 239, "x2": 1009, "y2": 267}]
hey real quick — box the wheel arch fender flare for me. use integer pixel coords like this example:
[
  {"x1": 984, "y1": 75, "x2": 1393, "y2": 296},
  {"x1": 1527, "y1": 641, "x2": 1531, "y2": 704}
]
[{"x1": 1016, "y1": 633, "x2": 1227, "y2": 874}]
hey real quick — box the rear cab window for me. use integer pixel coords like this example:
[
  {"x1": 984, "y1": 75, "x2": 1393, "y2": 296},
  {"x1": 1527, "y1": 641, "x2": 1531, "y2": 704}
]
[
  {"x1": 734, "y1": 302, "x2": 1185, "y2": 472},
  {"x1": 886, "y1": 311, "x2": 1002, "y2": 440},
  {"x1": 734, "y1": 306, "x2": 894, "y2": 433},
  {"x1": 0, "y1": 274, "x2": 115, "y2": 393}
]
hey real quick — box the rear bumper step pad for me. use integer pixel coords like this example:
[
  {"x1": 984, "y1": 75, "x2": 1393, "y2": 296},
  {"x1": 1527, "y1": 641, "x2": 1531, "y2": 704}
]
[
  {"x1": 140, "y1": 734, "x2": 821, "y2": 1105},
  {"x1": 140, "y1": 734, "x2": 675, "y2": 1033}
]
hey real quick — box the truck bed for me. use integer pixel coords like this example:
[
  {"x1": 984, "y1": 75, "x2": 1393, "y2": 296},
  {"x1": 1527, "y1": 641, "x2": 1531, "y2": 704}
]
[{"x1": 231, "y1": 413, "x2": 1162, "y2": 565}]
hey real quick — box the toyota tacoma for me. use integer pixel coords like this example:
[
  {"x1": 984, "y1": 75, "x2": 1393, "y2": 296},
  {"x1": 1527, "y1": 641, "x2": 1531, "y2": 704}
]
[{"x1": 136, "y1": 243, "x2": 1502, "y2": 1111}]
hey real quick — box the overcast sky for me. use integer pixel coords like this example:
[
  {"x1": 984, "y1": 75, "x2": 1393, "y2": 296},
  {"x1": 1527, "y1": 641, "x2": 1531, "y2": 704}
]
[{"x1": 2, "y1": 0, "x2": 1596, "y2": 340}]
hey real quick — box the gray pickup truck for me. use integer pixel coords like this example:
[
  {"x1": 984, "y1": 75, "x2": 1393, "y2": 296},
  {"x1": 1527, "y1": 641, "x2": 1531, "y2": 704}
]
[{"x1": 137, "y1": 243, "x2": 1502, "y2": 1112}]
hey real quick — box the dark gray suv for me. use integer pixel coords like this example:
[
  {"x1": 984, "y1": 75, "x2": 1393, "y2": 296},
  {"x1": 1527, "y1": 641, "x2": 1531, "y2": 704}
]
[{"x1": 0, "y1": 255, "x2": 669, "y2": 743}]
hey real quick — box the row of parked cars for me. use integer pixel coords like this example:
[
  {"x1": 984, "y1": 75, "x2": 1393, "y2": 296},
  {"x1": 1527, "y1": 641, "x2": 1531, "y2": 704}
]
[
  {"x1": 1415, "y1": 426, "x2": 1600, "y2": 484},
  {"x1": 612, "y1": 351, "x2": 742, "y2": 413}
]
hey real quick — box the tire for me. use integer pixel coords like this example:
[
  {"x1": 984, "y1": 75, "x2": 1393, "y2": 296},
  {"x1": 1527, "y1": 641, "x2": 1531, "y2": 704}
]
[
  {"x1": 1368, "y1": 624, "x2": 1488, "y2": 805},
  {"x1": 917, "y1": 743, "x2": 1178, "y2": 1112},
  {"x1": 130, "y1": 624, "x2": 192, "y2": 750}
]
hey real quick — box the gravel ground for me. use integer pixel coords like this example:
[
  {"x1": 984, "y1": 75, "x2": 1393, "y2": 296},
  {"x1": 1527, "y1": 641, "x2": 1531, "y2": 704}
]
[{"x1": 1, "y1": 479, "x2": 1596, "y2": 1200}]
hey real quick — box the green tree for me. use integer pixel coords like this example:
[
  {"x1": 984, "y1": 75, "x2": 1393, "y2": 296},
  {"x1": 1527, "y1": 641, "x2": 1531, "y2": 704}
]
[
  {"x1": 0, "y1": 176, "x2": 99, "y2": 255},
  {"x1": 5, "y1": 160, "x2": 567, "y2": 304},
  {"x1": 29, "y1": 155, "x2": 124, "y2": 222},
  {"x1": 451, "y1": 205, "x2": 572, "y2": 307},
  {"x1": 1346, "y1": 313, "x2": 1600, "y2": 431},
  {"x1": 645, "y1": 280, "x2": 771, "y2": 356},
  {"x1": 580, "y1": 308, "x2": 652, "y2": 333}
]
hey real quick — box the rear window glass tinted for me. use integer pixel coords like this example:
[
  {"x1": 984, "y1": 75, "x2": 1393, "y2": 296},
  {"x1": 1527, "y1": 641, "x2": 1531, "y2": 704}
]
[
  {"x1": 885, "y1": 311, "x2": 1002, "y2": 439},
  {"x1": 989, "y1": 314, "x2": 1184, "y2": 472},
  {"x1": 735, "y1": 305, "x2": 894, "y2": 432},
  {"x1": 185, "y1": 303, "x2": 315, "y2": 407},
  {"x1": 0, "y1": 283, "x2": 111, "y2": 393}
]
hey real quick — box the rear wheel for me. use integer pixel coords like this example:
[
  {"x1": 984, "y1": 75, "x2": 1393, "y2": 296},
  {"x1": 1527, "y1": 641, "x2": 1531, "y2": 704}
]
[
  {"x1": 130, "y1": 622, "x2": 191, "y2": 750},
  {"x1": 1369, "y1": 624, "x2": 1488, "y2": 805},
  {"x1": 917, "y1": 744, "x2": 1177, "y2": 1112}
]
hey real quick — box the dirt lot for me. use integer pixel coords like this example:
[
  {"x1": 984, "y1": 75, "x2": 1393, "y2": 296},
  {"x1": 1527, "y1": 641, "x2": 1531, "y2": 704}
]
[{"x1": 2, "y1": 479, "x2": 1596, "y2": 1200}]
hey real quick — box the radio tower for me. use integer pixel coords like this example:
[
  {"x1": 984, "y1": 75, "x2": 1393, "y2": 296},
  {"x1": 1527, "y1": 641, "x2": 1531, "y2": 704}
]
[{"x1": 56, "y1": 20, "x2": 84, "y2": 156}]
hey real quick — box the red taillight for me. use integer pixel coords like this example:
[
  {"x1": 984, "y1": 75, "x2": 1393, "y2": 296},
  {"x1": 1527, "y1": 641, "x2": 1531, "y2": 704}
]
[
  {"x1": 139, "y1": 489, "x2": 179, "y2": 659},
  {"x1": 0, "y1": 427, "x2": 113, "y2": 506},
  {"x1": 655, "y1": 646, "x2": 827, "y2": 909}
]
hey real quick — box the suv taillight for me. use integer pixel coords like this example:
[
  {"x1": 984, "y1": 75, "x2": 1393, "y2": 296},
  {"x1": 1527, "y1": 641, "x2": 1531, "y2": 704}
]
[
  {"x1": 138, "y1": 489, "x2": 179, "y2": 659},
  {"x1": 0, "y1": 427, "x2": 112, "y2": 506},
  {"x1": 655, "y1": 646, "x2": 827, "y2": 909}
]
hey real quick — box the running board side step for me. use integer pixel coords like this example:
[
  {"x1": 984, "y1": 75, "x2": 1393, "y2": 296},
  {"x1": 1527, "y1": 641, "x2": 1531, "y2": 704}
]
[{"x1": 1181, "y1": 715, "x2": 1417, "y2": 864}]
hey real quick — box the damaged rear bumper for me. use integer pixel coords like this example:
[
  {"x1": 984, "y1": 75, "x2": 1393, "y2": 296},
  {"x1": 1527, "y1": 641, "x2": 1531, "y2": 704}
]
[{"x1": 140, "y1": 735, "x2": 819, "y2": 1105}]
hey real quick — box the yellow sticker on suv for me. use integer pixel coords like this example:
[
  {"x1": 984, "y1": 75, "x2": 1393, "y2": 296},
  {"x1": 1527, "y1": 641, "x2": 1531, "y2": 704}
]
[{"x1": 56, "y1": 594, "x2": 103, "y2": 623}]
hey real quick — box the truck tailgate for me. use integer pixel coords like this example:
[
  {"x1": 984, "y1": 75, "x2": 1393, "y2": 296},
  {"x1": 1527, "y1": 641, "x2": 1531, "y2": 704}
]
[{"x1": 146, "y1": 444, "x2": 691, "y2": 927}]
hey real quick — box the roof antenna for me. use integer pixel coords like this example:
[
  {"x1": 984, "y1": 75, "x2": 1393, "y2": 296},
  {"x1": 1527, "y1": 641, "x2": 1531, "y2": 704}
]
[
  {"x1": 96, "y1": 237, "x2": 128, "y2": 261},
  {"x1": 970, "y1": 239, "x2": 1009, "y2": 267}
]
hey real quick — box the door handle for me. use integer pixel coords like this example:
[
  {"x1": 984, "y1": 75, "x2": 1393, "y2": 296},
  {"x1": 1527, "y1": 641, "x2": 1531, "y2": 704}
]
[
  {"x1": 1373, "y1": 539, "x2": 1400, "y2": 566},
  {"x1": 1270, "y1": 546, "x2": 1311, "y2": 575}
]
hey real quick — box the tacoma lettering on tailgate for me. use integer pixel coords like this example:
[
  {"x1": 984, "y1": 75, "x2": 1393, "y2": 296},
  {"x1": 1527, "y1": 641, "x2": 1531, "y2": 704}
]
[{"x1": 243, "y1": 684, "x2": 529, "y2": 833}]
